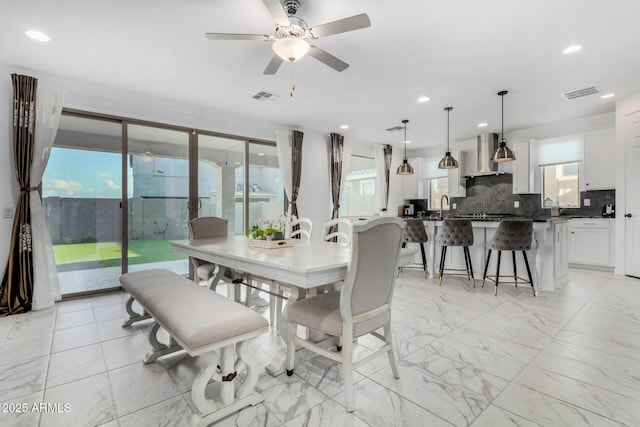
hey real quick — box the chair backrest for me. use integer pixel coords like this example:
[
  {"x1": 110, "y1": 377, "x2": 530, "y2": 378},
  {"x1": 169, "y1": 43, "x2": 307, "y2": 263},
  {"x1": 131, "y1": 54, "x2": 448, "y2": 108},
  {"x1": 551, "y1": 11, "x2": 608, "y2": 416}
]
[
  {"x1": 403, "y1": 218, "x2": 428, "y2": 243},
  {"x1": 322, "y1": 217, "x2": 353, "y2": 245},
  {"x1": 288, "y1": 217, "x2": 313, "y2": 240},
  {"x1": 340, "y1": 216, "x2": 405, "y2": 321},
  {"x1": 490, "y1": 219, "x2": 533, "y2": 251},
  {"x1": 436, "y1": 219, "x2": 474, "y2": 247},
  {"x1": 188, "y1": 216, "x2": 228, "y2": 240}
]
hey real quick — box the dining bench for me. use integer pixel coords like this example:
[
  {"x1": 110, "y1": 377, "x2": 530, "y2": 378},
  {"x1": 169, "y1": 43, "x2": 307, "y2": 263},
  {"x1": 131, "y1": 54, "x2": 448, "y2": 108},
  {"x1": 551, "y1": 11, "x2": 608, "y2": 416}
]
[{"x1": 119, "y1": 268, "x2": 269, "y2": 426}]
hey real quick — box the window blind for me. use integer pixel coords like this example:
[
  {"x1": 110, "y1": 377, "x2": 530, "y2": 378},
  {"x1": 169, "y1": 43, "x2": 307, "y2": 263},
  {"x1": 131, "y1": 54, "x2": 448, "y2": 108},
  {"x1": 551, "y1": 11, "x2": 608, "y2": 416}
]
[
  {"x1": 537, "y1": 134, "x2": 583, "y2": 166},
  {"x1": 425, "y1": 157, "x2": 447, "y2": 178}
]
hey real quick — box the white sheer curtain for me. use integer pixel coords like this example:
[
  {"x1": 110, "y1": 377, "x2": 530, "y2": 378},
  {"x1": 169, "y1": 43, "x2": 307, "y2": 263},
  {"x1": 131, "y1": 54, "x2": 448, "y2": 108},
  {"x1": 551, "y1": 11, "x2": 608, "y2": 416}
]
[
  {"x1": 339, "y1": 136, "x2": 352, "y2": 212},
  {"x1": 275, "y1": 129, "x2": 293, "y2": 214},
  {"x1": 31, "y1": 83, "x2": 65, "y2": 310},
  {"x1": 374, "y1": 144, "x2": 388, "y2": 213}
]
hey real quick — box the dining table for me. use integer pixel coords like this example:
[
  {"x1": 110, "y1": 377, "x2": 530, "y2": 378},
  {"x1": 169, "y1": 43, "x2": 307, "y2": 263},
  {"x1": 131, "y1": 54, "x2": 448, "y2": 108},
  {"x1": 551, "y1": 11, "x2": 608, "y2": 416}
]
[{"x1": 171, "y1": 235, "x2": 417, "y2": 376}]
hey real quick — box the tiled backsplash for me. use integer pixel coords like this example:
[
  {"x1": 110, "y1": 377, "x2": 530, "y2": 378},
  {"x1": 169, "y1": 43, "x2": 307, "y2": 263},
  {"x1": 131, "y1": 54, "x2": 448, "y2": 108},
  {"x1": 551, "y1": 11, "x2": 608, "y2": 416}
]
[{"x1": 442, "y1": 174, "x2": 615, "y2": 219}]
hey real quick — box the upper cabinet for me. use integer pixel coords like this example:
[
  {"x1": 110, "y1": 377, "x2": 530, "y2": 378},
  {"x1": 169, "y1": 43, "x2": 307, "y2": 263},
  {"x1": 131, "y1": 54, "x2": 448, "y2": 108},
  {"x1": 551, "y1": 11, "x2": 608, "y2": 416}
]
[
  {"x1": 447, "y1": 151, "x2": 466, "y2": 198},
  {"x1": 511, "y1": 140, "x2": 533, "y2": 194},
  {"x1": 582, "y1": 128, "x2": 615, "y2": 190},
  {"x1": 402, "y1": 157, "x2": 425, "y2": 199}
]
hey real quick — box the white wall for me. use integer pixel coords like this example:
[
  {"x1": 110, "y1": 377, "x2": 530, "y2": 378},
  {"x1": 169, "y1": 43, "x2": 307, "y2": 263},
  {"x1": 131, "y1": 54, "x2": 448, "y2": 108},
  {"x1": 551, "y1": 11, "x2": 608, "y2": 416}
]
[{"x1": 0, "y1": 72, "x2": 18, "y2": 267}]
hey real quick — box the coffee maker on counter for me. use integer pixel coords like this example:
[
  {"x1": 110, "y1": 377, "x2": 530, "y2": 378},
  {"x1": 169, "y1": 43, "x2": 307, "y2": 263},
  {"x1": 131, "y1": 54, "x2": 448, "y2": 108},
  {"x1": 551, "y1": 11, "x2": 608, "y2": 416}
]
[{"x1": 602, "y1": 204, "x2": 615, "y2": 218}]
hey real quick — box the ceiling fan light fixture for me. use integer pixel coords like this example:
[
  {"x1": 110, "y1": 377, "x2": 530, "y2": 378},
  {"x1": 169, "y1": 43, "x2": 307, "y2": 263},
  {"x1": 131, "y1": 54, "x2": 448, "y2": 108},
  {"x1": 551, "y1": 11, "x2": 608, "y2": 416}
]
[
  {"x1": 272, "y1": 38, "x2": 310, "y2": 62},
  {"x1": 396, "y1": 119, "x2": 414, "y2": 175},
  {"x1": 492, "y1": 90, "x2": 516, "y2": 163},
  {"x1": 438, "y1": 107, "x2": 459, "y2": 169}
]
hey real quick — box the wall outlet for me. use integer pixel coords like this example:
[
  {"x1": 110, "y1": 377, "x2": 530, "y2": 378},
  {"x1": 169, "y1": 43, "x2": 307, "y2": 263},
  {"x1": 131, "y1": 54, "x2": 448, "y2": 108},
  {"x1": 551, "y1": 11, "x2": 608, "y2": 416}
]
[
  {"x1": 2, "y1": 207, "x2": 14, "y2": 218},
  {"x1": 452, "y1": 203, "x2": 457, "y2": 209},
  {"x1": 584, "y1": 198, "x2": 591, "y2": 206},
  {"x1": 514, "y1": 201, "x2": 520, "y2": 208}
]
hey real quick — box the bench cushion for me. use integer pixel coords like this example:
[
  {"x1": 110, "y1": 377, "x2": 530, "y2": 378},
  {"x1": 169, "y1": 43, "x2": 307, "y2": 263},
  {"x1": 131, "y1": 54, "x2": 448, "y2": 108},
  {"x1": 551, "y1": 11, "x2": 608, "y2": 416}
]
[{"x1": 120, "y1": 269, "x2": 268, "y2": 351}]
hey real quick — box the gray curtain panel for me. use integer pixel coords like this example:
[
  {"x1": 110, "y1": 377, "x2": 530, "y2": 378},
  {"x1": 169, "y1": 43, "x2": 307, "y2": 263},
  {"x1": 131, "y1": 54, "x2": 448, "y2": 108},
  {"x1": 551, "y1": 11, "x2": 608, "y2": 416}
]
[
  {"x1": 383, "y1": 144, "x2": 392, "y2": 213},
  {"x1": 329, "y1": 133, "x2": 345, "y2": 239},
  {"x1": 1, "y1": 74, "x2": 38, "y2": 316},
  {"x1": 290, "y1": 130, "x2": 304, "y2": 237}
]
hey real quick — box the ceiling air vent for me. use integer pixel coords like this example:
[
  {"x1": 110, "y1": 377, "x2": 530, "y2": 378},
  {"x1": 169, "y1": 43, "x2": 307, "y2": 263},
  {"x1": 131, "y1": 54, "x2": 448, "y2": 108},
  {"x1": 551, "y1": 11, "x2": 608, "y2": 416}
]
[
  {"x1": 562, "y1": 85, "x2": 600, "y2": 100},
  {"x1": 385, "y1": 125, "x2": 404, "y2": 131},
  {"x1": 252, "y1": 91, "x2": 279, "y2": 101}
]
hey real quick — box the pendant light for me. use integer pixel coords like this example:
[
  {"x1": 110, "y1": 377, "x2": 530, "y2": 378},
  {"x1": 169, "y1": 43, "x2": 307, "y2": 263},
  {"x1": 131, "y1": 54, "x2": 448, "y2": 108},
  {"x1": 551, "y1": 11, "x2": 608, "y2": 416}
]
[
  {"x1": 396, "y1": 119, "x2": 414, "y2": 175},
  {"x1": 438, "y1": 107, "x2": 458, "y2": 169},
  {"x1": 492, "y1": 90, "x2": 516, "y2": 163}
]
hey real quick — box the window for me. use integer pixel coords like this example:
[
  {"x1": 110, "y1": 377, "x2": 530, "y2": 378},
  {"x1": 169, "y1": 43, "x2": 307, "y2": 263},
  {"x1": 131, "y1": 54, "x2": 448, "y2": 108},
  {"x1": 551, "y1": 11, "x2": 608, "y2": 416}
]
[
  {"x1": 542, "y1": 162, "x2": 580, "y2": 207},
  {"x1": 425, "y1": 157, "x2": 448, "y2": 210},
  {"x1": 537, "y1": 134, "x2": 583, "y2": 208},
  {"x1": 339, "y1": 156, "x2": 377, "y2": 216},
  {"x1": 430, "y1": 177, "x2": 449, "y2": 210}
]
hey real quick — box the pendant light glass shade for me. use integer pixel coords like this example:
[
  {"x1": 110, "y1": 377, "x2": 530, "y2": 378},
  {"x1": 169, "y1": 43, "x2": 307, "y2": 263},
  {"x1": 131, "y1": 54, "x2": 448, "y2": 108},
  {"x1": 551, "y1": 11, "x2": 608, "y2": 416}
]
[
  {"x1": 396, "y1": 119, "x2": 414, "y2": 175},
  {"x1": 438, "y1": 107, "x2": 458, "y2": 169},
  {"x1": 492, "y1": 90, "x2": 516, "y2": 163}
]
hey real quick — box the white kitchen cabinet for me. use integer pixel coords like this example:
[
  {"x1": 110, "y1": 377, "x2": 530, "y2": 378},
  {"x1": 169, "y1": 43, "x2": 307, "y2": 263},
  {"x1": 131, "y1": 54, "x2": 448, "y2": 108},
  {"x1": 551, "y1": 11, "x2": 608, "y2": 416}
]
[
  {"x1": 568, "y1": 218, "x2": 614, "y2": 269},
  {"x1": 402, "y1": 157, "x2": 425, "y2": 199},
  {"x1": 553, "y1": 221, "x2": 569, "y2": 279},
  {"x1": 582, "y1": 128, "x2": 615, "y2": 190},
  {"x1": 447, "y1": 151, "x2": 466, "y2": 198},
  {"x1": 511, "y1": 140, "x2": 534, "y2": 194}
]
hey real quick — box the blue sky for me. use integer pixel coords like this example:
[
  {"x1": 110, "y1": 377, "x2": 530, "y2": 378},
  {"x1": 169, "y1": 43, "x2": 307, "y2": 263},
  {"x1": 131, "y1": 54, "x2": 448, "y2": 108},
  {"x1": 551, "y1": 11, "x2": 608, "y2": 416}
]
[{"x1": 43, "y1": 148, "x2": 129, "y2": 198}]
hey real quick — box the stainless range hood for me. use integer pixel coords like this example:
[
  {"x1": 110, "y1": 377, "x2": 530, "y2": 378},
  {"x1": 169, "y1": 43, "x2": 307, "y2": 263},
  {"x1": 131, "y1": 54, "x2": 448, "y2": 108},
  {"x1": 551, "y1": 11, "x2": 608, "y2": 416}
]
[{"x1": 464, "y1": 133, "x2": 508, "y2": 178}]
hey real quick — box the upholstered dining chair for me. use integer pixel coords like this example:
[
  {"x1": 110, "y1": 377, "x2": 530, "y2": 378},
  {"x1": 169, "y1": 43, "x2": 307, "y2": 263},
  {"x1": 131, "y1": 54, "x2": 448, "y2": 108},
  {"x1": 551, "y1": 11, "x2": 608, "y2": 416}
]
[
  {"x1": 188, "y1": 216, "x2": 229, "y2": 291},
  {"x1": 436, "y1": 219, "x2": 475, "y2": 286},
  {"x1": 398, "y1": 218, "x2": 429, "y2": 277},
  {"x1": 284, "y1": 216, "x2": 405, "y2": 412},
  {"x1": 321, "y1": 217, "x2": 353, "y2": 245},
  {"x1": 288, "y1": 217, "x2": 313, "y2": 240},
  {"x1": 482, "y1": 219, "x2": 535, "y2": 296}
]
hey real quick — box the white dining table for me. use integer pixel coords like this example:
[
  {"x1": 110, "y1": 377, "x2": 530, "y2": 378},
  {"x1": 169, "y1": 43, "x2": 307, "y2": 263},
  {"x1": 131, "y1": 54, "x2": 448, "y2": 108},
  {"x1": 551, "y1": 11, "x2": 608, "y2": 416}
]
[{"x1": 171, "y1": 236, "x2": 417, "y2": 375}]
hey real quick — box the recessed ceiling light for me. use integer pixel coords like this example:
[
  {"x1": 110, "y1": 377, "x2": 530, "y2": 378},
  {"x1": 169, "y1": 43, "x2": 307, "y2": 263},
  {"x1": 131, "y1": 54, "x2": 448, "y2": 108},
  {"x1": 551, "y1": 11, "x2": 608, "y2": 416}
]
[
  {"x1": 417, "y1": 96, "x2": 430, "y2": 103},
  {"x1": 234, "y1": 161, "x2": 241, "y2": 165},
  {"x1": 25, "y1": 30, "x2": 50, "y2": 42},
  {"x1": 477, "y1": 122, "x2": 488, "y2": 127},
  {"x1": 600, "y1": 93, "x2": 615, "y2": 99},
  {"x1": 340, "y1": 124, "x2": 349, "y2": 129},
  {"x1": 404, "y1": 140, "x2": 411, "y2": 144},
  {"x1": 257, "y1": 152, "x2": 265, "y2": 156},
  {"x1": 563, "y1": 44, "x2": 582, "y2": 54}
]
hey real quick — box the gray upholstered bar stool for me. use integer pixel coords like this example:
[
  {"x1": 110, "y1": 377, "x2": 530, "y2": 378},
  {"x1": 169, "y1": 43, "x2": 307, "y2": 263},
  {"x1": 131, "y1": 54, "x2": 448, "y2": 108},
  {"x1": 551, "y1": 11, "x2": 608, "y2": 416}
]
[
  {"x1": 398, "y1": 218, "x2": 428, "y2": 277},
  {"x1": 482, "y1": 219, "x2": 535, "y2": 296},
  {"x1": 436, "y1": 219, "x2": 475, "y2": 286}
]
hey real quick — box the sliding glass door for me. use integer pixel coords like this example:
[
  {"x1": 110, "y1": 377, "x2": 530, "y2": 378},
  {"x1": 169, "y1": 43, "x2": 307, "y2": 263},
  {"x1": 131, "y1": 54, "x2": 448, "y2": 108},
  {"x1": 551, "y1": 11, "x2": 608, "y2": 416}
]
[
  {"x1": 126, "y1": 124, "x2": 190, "y2": 276},
  {"x1": 44, "y1": 110, "x2": 279, "y2": 297},
  {"x1": 43, "y1": 115, "x2": 123, "y2": 294},
  {"x1": 196, "y1": 134, "x2": 245, "y2": 235}
]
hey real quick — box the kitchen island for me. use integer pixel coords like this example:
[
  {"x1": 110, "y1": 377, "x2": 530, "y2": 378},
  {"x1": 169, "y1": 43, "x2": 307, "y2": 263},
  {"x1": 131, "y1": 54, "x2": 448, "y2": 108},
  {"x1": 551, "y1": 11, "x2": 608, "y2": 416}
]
[{"x1": 420, "y1": 218, "x2": 568, "y2": 293}]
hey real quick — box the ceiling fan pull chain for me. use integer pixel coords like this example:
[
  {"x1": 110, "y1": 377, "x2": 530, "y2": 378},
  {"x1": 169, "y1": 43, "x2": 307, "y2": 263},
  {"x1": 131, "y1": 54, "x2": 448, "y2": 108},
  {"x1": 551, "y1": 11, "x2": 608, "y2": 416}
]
[{"x1": 290, "y1": 74, "x2": 296, "y2": 98}]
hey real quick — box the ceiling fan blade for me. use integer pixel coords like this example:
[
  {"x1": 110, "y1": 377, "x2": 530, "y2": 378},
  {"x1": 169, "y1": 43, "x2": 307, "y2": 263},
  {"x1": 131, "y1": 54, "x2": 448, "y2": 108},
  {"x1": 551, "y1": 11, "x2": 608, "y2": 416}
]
[
  {"x1": 263, "y1": 54, "x2": 284, "y2": 75},
  {"x1": 309, "y1": 13, "x2": 371, "y2": 38},
  {"x1": 205, "y1": 33, "x2": 271, "y2": 41},
  {"x1": 308, "y1": 46, "x2": 349, "y2": 72},
  {"x1": 262, "y1": 0, "x2": 291, "y2": 26}
]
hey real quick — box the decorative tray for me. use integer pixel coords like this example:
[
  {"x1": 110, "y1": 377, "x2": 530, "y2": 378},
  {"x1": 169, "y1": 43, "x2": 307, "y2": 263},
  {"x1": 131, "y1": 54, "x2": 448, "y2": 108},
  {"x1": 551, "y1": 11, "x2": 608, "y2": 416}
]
[{"x1": 248, "y1": 239, "x2": 294, "y2": 249}]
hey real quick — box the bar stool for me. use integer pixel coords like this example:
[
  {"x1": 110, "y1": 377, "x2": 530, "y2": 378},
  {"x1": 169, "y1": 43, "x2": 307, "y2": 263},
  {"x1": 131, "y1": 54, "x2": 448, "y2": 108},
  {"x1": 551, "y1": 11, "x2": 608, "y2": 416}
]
[
  {"x1": 482, "y1": 219, "x2": 535, "y2": 296},
  {"x1": 436, "y1": 219, "x2": 475, "y2": 286},
  {"x1": 398, "y1": 218, "x2": 428, "y2": 277}
]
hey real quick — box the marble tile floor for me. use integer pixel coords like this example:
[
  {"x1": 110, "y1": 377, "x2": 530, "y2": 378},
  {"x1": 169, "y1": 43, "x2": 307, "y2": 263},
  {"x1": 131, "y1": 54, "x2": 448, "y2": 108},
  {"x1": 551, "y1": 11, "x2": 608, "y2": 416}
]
[{"x1": 0, "y1": 269, "x2": 639, "y2": 426}]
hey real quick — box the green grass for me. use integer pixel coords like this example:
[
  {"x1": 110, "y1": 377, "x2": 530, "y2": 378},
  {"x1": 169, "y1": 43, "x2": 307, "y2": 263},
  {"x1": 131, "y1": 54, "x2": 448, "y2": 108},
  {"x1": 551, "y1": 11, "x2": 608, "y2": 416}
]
[{"x1": 53, "y1": 239, "x2": 187, "y2": 268}]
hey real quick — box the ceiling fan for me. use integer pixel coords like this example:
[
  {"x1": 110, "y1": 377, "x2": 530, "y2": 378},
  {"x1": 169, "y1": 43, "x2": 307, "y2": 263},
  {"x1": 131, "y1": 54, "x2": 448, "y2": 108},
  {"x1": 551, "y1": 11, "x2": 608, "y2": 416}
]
[{"x1": 205, "y1": 0, "x2": 371, "y2": 75}]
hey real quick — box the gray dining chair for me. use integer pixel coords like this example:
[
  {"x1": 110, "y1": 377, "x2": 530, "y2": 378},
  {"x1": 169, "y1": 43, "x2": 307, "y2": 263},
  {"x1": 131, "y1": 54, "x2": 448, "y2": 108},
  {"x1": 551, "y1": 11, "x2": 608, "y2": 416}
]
[
  {"x1": 188, "y1": 216, "x2": 230, "y2": 291},
  {"x1": 284, "y1": 216, "x2": 405, "y2": 412},
  {"x1": 482, "y1": 219, "x2": 535, "y2": 296}
]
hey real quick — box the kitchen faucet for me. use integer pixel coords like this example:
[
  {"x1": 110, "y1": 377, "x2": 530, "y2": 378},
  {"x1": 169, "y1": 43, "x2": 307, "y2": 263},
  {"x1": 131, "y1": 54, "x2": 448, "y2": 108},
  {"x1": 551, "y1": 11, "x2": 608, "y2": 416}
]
[{"x1": 440, "y1": 194, "x2": 449, "y2": 219}]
